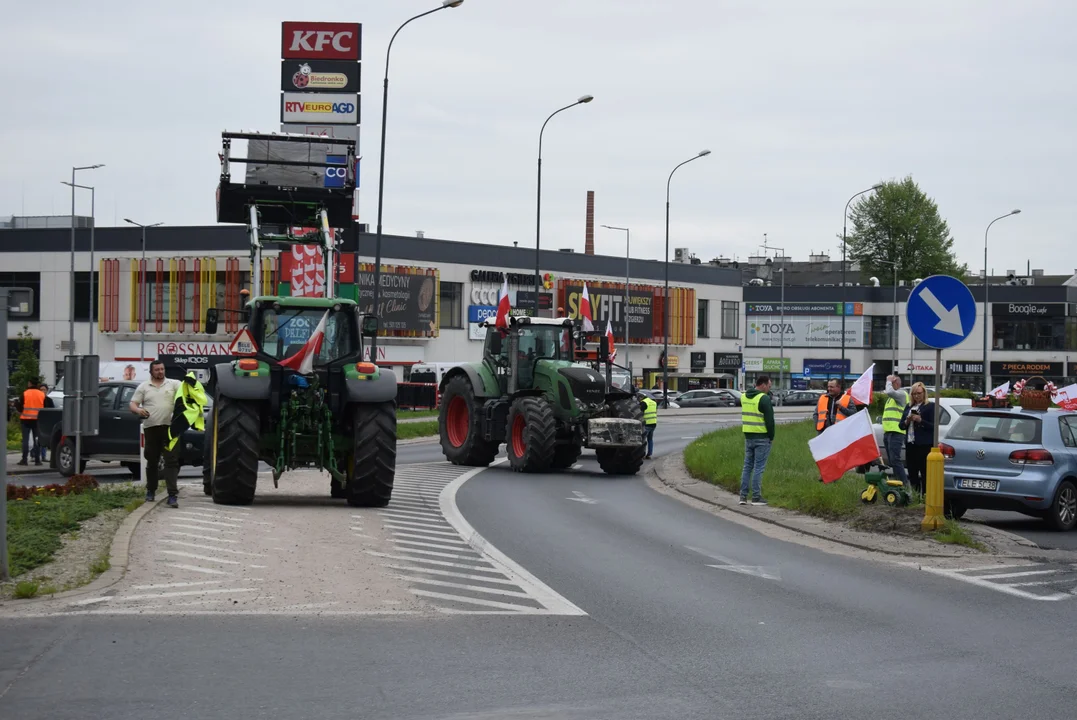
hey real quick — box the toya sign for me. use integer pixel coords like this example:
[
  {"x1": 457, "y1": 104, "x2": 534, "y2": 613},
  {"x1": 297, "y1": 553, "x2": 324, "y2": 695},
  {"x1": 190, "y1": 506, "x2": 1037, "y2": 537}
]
[
  {"x1": 356, "y1": 265, "x2": 439, "y2": 336},
  {"x1": 563, "y1": 281, "x2": 655, "y2": 339}
]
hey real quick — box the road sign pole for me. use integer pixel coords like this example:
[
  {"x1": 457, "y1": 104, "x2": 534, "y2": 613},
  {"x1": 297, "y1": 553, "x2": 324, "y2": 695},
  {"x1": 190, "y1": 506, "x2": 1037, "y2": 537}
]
[
  {"x1": 923, "y1": 348, "x2": 946, "y2": 531},
  {"x1": 0, "y1": 289, "x2": 8, "y2": 581}
]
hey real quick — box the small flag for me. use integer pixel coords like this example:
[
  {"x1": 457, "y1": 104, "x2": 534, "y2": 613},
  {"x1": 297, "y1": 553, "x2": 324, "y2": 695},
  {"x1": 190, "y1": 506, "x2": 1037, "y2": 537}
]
[
  {"x1": 279, "y1": 309, "x2": 329, "y2": 375},
  {"x1": 605, "y1": 319, "x2": 617, "y2": 361},
  {"x1": 848, "y1": 363, "x2": 875, "y2": 406},
  {"x1": 808, "y1": 411, "x2": 879, "y2": 483},
  {"x1": 988, "y1": 380, "x2": 1010, "y2": 399},
  {"x1": 494, "y1": 277, "x2": 511, "y2": 331},
  {"x1": 1052, "y1": 382, "x2": 1077, "y2": 411},
  {"x1": 580, "y1": 283, "x2": 594, "y2": 332}
]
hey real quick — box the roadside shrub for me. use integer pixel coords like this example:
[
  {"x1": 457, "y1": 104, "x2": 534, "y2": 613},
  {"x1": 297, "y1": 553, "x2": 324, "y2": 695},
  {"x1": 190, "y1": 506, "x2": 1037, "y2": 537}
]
[{"x1": 6, "y1": 475, "x2": 99, "y2": 501}]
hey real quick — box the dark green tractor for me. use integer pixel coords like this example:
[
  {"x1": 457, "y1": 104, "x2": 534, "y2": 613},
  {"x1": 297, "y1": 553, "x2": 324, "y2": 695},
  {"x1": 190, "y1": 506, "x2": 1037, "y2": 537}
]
[
  {"x1": 437, "y1": 316, "x2": 645, "y2": 474},
  {"x1": 202, "y1": 297, "x2": 398, "y2": 507}
]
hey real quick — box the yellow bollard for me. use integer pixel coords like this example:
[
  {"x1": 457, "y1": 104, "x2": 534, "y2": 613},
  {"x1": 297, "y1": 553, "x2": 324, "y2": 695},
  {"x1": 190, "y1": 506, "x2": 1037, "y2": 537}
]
[{"x1": 921, "y1": 446, "x2": 946, "y2": 531}]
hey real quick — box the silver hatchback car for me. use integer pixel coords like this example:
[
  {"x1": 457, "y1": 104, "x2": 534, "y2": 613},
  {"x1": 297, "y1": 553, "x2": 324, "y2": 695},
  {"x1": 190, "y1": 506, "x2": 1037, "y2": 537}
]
[{"x1": 940, "y1": 408, "x2": 1077, "y2": 531}]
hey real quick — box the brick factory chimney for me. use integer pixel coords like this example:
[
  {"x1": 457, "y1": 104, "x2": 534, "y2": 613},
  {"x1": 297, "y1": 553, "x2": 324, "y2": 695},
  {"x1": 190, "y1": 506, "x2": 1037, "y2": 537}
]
[{"x1": 584, "y1": 190, "x2": 595, "y2": 255}]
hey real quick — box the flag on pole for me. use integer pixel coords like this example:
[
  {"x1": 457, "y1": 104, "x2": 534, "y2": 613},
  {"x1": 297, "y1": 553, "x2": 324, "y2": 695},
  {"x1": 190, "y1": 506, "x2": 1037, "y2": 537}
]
[
  {"x1": 278, "y1": 309, "x2": 329, "y2": 375},
  {"x1": 494, "y1": 276, "x2": 511, "y2": 331},
  {"x1": 808, "y1": 411, "x2": 879, "y2": 483},
  {"x1": 848, "y1": 363, "x2": 875, "y2": 405},
  {"x1": 988, "y1": 380, "x2": 1010, "y2": 399},
  {"x1": 605, "y1": 319, "x2": 617, "y2": 361},
  {"x1": 580, "y1": 283, "x2": 594, "y2": 332}
]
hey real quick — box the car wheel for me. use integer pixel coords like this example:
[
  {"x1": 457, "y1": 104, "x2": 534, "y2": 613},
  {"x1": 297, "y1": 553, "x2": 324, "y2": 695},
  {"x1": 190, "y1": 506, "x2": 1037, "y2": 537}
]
[{"x1": 1045, "y1": 480, "x2": 1077, "y2": 532}]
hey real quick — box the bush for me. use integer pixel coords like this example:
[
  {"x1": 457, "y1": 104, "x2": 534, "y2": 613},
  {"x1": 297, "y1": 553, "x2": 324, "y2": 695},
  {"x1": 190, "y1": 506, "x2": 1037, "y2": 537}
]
[{"x1": 7, "y1": 475, "x2": 99, "y2": 501}]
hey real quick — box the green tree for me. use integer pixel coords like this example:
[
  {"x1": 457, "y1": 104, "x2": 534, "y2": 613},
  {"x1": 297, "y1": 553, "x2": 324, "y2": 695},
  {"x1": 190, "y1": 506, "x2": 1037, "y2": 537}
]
[
  {"x1": 10, "y1": 326, "x2": 41, "y2": 403},
  {"x1": 843, "y1": 176, "x2": 967, "y2": 284}
]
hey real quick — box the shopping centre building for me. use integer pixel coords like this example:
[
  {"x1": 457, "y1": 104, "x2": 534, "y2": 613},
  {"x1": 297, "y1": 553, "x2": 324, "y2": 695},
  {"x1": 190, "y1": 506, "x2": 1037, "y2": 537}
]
[{"x1": 1, "y1": 219, "x2": 1074, "y2": 394}]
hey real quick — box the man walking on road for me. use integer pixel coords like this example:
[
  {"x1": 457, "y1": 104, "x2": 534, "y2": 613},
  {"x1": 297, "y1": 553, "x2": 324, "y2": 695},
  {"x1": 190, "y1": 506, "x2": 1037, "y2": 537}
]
[
  {"x1": 881, "y1": 374, "x2": 910, "y2": 488},
  {"x1": 740, "y1": 375, "x2": 775, "y2": 506},
  {"x1": 17, "y1": 379, "x2": 45, "y2": 466},
  {"x1": 129, "y1": 360, "x2": 182, "y2": 507},
  {"x1": 639, "y1": 393, "x2": 658, "y2": 458}
]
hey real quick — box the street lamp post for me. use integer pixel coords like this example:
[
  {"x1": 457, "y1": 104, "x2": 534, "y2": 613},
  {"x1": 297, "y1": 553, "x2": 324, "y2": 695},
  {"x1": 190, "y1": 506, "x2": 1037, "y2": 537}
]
[
  {"x1": 876, "y1": 259, "x2": 900, "y2": 372},
  {"x1": 600, "y1": 224, "x2": 630, "y2": 371},
  {"x1": 983, "y1": 209, "x2": 1021, "y2": 393},
  {"x1": 124, "y1": 219, "x2": 164, "y2": 361},
  {"x1": 840, "y1": 184, "x2": 882, "y2": 371},
  {"x1": 534, "y1": 95, "x2": 593, "y2": 314},
  {"x1": 68, "y1": 164, "x2": 103, "y2": 353},
  {"x1": 368, "y1": 0, "x2": 465, "y2": 362},
  {"x1": 62, "y1": 182, "x2": 96, "y2": 353},
  {"x1": 663, "y1": 150, "x2": 711, "y2": 406}
]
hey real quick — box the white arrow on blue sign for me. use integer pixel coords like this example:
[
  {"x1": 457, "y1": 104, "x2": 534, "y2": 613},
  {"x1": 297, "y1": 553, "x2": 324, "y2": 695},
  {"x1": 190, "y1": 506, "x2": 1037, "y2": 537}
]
[
  {"x1": 803, "y1": 368, "x2": 811, "y2": 378},
  {"x1": 905, "y1": 274, "x2": 976, "y2": 349}
]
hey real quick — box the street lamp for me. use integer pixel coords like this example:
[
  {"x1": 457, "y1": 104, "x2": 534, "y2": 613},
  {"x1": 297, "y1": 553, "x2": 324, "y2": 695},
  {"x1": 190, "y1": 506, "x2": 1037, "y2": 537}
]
[
  {"x1": 766, "y1": 246, "x2": 787, "y2": 396},
  {"x1": 840, "y1": 184, "x2": 882, "y2": 372},
  {"x1": 983, "y1": 209, "x2": 1021, "y2": 393},
  {"x1": 663, "y1": 149, "x2": 711, "y2": 406},
  {"x1": 875, "y1": 259, "x2": 899, "y2": 372},
  {"x1": 600, "y1": 224, "x2": 631, "y2": 371},
  {"x1": 62, "y1": 182, "x2": 96, "y2": 354},
  {"x1": 368, "y1": 0, "x2": 465, "y2": 361},
  {"x1": 69, "y1": 164, "x2": 103, "y2": 353},
  {"x1": 124, "y1": 219, "x2": 164, "y2": 361},
  {"x1": 534, "y1": 94, "x2": 594, "y2": 314}
]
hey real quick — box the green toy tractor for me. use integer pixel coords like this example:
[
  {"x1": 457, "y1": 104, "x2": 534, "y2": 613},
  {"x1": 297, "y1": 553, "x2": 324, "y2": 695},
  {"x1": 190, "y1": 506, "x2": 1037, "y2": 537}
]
[
  {"x1": 202, "y1": 298, "x2": 398, "y2": 507},
  {"x1": 437, "y1": 315, "x2": 646, "y2": 475}
]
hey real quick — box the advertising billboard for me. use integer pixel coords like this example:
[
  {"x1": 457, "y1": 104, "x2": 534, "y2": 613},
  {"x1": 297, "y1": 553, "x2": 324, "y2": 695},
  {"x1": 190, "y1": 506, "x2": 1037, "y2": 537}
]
[
  {"x1": 281, "y1": 92, "x2": 360, "y2": 125},
  {"x1": 356, "y1": 264, "x2": 439, "y2": 337},
  {"x1": 281, "y1": 22, "x2": 362, "y2": 60},
  {"x1": 281, "y1": 60, "x2": 360, "y2": 93},
  {"x1": 746, "y1": 315, "x2": 864, "y2": 348},
  {"x1": 746, "y1": 302, "x2": 862, "y2": 316},
  {"x1": 562, "y1": 281, "x2": 655, "y2": 339}
]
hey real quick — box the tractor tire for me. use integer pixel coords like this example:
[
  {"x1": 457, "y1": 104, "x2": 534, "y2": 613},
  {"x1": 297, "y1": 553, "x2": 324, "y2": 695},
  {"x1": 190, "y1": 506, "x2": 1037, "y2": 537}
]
[
  {"x1": 595, "y1": 398, "x2": 647, "y2": 476},
  {"x1": 506, "y1": 396, "x2": 557, "y2": 473},
  {"x1": 210, "y1": 396, "x2": 260, "y2": 506},
  {"x1": 348, "y1": 402, "x2": 397, "y2": 508},
  {"x1": 439, "y1": 375, "x2": 498, "y2": 467},
  {"x1": 201, "y1": 413, "x2": 215, "y2": 496},
  {"x1": 550, "y1": 442, "x2": 582, "y2": 469}
]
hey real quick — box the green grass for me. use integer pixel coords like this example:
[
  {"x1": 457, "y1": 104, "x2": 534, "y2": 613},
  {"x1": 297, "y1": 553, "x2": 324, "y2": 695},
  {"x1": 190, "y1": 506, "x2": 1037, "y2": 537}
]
[
  {"x1": 5, "y1": 486, "x2": 143, "y2": 578},
  {"x1": 13, "y1": 580, "x2": 39, "y2": 599},
  {"x1": 684, "y1": 420, "x2": 866, "y2": 520},
  {"x1": 933, "y1": 518, "x2": 988, "y2": 551},
  {"x1": 397, "y1": 420, "x2": 439, "y2": 440},
  {"x1": 398, "y1": 409, "x2": 438, "y2": 419}
]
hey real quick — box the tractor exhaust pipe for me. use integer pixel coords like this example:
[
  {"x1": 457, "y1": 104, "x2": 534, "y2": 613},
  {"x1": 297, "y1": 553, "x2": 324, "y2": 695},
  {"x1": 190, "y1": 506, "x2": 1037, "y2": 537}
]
[{"x1": 507, "y1": 327, "x2": 519, "y2": 395}]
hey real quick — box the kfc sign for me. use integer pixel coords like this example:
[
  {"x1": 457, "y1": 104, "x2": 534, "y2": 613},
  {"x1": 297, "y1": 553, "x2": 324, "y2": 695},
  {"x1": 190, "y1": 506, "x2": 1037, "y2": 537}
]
[{"x1": 282, "y1": 22, "x2": 362, "y2": 60}]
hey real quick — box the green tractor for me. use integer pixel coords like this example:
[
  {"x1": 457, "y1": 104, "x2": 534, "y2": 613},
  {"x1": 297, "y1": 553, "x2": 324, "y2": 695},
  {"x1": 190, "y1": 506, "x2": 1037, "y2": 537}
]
[
  {"x1": 203, "y1": 298, "x2": 398, "y2": 507},
  {"x1": 437, "y1": 315, "x2": 646, "y2": 474}
]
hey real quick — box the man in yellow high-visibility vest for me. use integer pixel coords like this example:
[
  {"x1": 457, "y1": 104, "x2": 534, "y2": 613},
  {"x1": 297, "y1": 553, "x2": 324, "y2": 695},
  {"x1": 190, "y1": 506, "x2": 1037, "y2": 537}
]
[
  {"x1": 882, "y1": 374, "x2": 909, "y2": 488},
  {"x1": 639, "y1": 394, "x2": 658, "y2": 458},
  {"x1": 740, "y1": 375, "x2": 775, "y2": 506}
]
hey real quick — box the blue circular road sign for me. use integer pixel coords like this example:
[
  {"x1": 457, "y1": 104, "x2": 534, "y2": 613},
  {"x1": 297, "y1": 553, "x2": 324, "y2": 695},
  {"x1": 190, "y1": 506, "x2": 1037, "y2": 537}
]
[{"x1": 906, "y1": 274, "x2": 976, "y2": 350}]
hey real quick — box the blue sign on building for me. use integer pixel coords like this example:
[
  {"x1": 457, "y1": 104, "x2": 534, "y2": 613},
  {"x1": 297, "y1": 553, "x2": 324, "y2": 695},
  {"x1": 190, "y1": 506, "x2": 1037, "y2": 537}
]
[
  {"x1": 324, "y1": 154, "x2": 347, "y2": 188},
  {"x1": 468, "y1": 305, "x2": 498, "y2": 324},
  {"x1": 906, "y1": 275, "x2": 976, "y2": 350},
  {"x1": 803, "y1": 358, "x2": 851, "y2": 375}
]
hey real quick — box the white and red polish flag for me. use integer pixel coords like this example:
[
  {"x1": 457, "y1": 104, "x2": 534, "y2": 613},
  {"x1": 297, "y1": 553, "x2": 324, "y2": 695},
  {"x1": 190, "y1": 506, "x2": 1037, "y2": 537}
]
[
  {"x1": 605, "y1": 319, "x2": 617, "y2": 361},
  {"x1": 988, "y1": 380, "x2": 1011, "y2": 399},
  {"x1": 808, "y1": 410, "x2": 879, "y2": 484},
  {"x1": 580, "y1": 283, "x2": 595, "y2": 332},
  {"x1": 494, "y1": 276, "x2": 511, "y2": 331},
  {"x1": 848, "y1": 363, "x2": 875, "y2": 406},
  {"x1": 279, "y1": 309, "x2": 329, "y2": 375}
]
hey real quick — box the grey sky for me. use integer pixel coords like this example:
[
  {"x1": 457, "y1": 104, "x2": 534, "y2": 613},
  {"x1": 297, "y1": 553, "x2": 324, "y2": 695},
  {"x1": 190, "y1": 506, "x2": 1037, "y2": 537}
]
[{"x1": 3, "y1": 1, "x2": 1074, "y2": 274}]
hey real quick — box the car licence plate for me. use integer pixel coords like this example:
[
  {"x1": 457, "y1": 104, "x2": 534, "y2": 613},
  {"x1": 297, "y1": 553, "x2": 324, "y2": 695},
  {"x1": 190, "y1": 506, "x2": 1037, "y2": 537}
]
[{"x1": 957, "y1": 478, "x2": 999, "y2": 491}]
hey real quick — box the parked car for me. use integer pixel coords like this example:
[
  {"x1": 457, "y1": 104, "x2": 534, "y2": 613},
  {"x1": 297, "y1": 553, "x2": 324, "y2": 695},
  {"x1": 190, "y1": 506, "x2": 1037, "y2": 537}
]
[
  {"x1": 676, "y1": 389, "x2": 738, "y2": 408},
  {"x1": 873, "y1": 397, "x2": 972, "y2": 464},
  {"x1": 638, "y1": 389, "x2": 679, "y2": 409},
  {"x1": 779, "y1": 390, "x2": 825, "y2": 407},
  {"x1": 940, "y1": 408, "x2": 1077, "y2": 530},
  {"x1": 37, "y1": 380, "x2": 205, "y2": 478}
]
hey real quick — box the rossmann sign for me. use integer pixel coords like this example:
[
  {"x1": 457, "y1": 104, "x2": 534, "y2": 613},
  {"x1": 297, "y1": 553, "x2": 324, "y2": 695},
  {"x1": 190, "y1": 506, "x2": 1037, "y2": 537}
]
[{"x1": 282, "y1": 22, "x2": 362, "y2": 60}]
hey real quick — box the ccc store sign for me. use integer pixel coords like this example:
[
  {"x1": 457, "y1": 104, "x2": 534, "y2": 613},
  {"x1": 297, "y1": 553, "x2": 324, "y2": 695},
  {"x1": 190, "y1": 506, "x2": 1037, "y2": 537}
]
[{"x1": 324, "y1": 154, "x2": 347, "y2": 188}]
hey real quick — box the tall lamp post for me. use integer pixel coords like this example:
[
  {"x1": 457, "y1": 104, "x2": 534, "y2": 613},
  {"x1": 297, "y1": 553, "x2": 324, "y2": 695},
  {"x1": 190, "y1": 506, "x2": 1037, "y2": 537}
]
[
  {"x1": 876, "y1": 259, "x2": 899, "y2": 372},
  {"x1": 369, "y1": 0, "x2": 465, "y2": 361},
  {"x1": 68, "y1": 164, "x2": 103, "y2": 353},
  {"x1": 767, "y1": 246, "x2": 787, "y2": 396},
  {"x1": 124, "y1": 219, "x2": 163, "y2": 361},
  {"x1": 534, "y1": 95, "x2": 594, "y2": 314},
  {"x1": 600, "y1": 224, "x2": 630, "y2": 370},
  {"x1": 983, "y1": 209, "x2": 1021, "y2": 393},
  {"x1": 662, "y1": 149, "x2": 711, "y2": 406},
  {"x1": 840, "y1": 184, "x2": 882, "y2": 372},
  {"x1": 62, "y1": 182, "x2": 96, "y2": 353}
]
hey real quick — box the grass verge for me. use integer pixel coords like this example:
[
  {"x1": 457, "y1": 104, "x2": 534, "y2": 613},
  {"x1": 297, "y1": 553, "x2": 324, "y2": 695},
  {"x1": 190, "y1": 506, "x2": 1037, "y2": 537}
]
[
  {"x1": 398, "y1": 409, "x2": 438, "y2": 419},
  {"x1": 398, "y1": 420, "x2": 439, "y2": 441},
  {"x1": 684, "y1": 420, "x2": 865, "y2": 519},
  {"x1": 933, "y1": 518, "x2": 988, "y2": 551},
  {"x1": 5, "y1": 485, "x2": 144, "y2": 577}
]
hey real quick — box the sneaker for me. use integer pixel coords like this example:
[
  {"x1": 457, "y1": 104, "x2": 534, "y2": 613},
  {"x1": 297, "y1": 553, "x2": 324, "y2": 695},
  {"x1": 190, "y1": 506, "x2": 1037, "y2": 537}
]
[
  {"x1": 145, "y1": 492, "x2": 155, "y2": 502},
  {"x1": 738, "y1": 498, "x2": 748, "y2": 505},
  {"x1": 16, "y1": 460, "x2": 27, "y2": 466},
  {"x1": 751, "y1": 498, "x2": 768, "y2": 506},
  {"x1": 166, "y1": 496, "x2": 179, "y2": 508}
]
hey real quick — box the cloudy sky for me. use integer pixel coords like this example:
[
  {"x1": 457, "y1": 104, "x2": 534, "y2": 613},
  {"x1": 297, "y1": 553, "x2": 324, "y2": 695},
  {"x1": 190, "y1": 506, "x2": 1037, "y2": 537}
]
[{"x1": 3, "y1": 1, "x2": 1074, "y2": 275}]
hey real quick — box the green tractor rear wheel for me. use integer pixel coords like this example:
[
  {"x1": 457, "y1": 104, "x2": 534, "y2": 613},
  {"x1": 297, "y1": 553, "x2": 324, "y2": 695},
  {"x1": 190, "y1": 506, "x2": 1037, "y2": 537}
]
[
  {"x1": 506, "y1": 396, "x2": 557, "y2": 473},
  {"x1": 211, "y1": 396, "x2": 261, "y2": 505},
  {"x1": 595, "y1": 397, "x2": 647, "y2": 476},
  {"x1": 347, "y1": 401, "x2": 397, "y2": 508}
]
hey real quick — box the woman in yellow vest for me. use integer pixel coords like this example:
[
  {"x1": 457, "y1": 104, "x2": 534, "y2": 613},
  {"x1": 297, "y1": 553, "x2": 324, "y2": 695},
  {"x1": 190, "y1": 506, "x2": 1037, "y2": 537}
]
[{"x1": 740, "y1": 375, "x2": 775, "y2": 505}]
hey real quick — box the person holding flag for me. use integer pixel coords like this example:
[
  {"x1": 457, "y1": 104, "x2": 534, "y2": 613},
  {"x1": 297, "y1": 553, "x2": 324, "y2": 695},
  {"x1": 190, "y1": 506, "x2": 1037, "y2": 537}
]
[{"x1": 811, "y1": 365, "x2": 874, "y2": 482}]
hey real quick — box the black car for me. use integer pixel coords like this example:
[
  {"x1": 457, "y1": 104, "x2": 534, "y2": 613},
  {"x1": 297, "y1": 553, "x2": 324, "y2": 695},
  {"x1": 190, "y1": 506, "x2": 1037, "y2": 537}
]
[{"x1": 37, "y1": 381, "x2": 205, "y2": 478}]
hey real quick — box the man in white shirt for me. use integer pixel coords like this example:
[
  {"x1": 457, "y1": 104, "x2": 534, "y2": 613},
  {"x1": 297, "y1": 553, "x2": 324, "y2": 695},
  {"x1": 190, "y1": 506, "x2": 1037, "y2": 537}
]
[{"x1": 129, "y1": 360, "x2": 182, "y2": 507}]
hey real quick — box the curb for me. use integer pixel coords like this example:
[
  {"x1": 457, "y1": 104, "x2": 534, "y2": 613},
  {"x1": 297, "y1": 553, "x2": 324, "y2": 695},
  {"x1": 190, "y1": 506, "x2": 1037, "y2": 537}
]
[
  {"x1": 0, "y1": 491, "x2": 163, "y2": 610},
  {"x1": 650, "y1": 452, "x2": 1050, "y2": 561},
  {"x1": 399, "y1": 435, "x2": 439, "y2": 445}
]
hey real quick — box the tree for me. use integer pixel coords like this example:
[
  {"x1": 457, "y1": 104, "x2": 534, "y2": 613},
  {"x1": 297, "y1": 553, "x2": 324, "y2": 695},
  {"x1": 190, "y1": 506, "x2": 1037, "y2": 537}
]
[
  {"x1": 10, "y1": 326, "x2": 40, "y2": 402},
  {"x1": 843, "y1": 176, "x2": 967, "y2": 284}
]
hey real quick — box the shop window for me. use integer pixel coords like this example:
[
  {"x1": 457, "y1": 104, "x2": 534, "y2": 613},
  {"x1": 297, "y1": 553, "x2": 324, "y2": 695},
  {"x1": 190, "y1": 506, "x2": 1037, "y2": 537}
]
[
  {"x1": 697, "y1": 299, "x2": 710, "y2": 338},
  {"x1": 73, "y1": 271, "x2": 100, "y2": 322},
  {"x1": 721, "y1": 301, "x2": 739, "y2": 339},
  {"x1": 439, "y1": 282, "x2": 463, "y2": 329},
  {"x1": 0, "y1": 272, "x2": 40, "y2": 321},
  {"x1": 993, "y1": 318, "x2": 1077, "y2": 352}
]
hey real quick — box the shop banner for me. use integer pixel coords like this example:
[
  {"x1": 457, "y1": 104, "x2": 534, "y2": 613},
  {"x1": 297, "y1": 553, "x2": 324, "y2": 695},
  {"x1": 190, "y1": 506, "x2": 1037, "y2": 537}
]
[
  {"x1": 562, "y1": 282, "x2": 655, "y2": 339},
  {"x1": 356, "y1": 265, "x2": 439, "y2": 336},
  {"x1": 990, "y1": 361, "x2": 1064, "y2": 377},
  {"x1": 747, "y1": 316, "x2": 864, "y2": 348}
]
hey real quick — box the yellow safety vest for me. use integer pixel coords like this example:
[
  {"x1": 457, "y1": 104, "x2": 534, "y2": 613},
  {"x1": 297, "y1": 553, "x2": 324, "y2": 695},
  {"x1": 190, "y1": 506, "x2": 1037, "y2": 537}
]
[
  {"x1": 882, "y1": 393, "x2": 907, "y2": 435},
  {"x1": 641, "y1": 397, "x2": 658, "y2": 426},
  {"x1": 167, "y1": 372, "x2": 208, "y2": 451},
  {"x1": 741, "y1": 393, "x2": 767, "y2": 434}
]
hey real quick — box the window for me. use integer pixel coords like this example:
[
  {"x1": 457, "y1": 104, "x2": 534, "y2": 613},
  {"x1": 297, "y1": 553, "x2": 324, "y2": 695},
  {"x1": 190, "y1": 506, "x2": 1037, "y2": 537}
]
[
  {"x1": 73, "y1": 271, "x2": 100, "y2": 322},
  {"x1": 721, "y1": 301, "x2": 739, "y2": 338},
  {"x1": 868, "y1": 316, "x2": 896, "y2": 350},
  {"x1": 992, "y1": 318, "x2": 1077, "y2": 352},
  {"x1": 948, "y1": 412, "x2": 1042, "y2": 444},
  {"x1": 258, "y1": 307, "x2": 355, "y2": 364},
  {"x1": 439, "y1": 282, "x2": 463, "y2": 329},
  {"x1": 0, "y1": 272, "x2": 40, "y2": 321},
  {"x1": 697, "y1": 299, "x2": 710, "y2": 338},
  {"x1": 119, "y1": 386, "x2": 136, "y2": 406},
  {"x1": 98, "y1": 385, "x2": 118, "y2": 410},
  {"x1": 1059, "y1": 418, "x2": 1077, "y2": 448}
]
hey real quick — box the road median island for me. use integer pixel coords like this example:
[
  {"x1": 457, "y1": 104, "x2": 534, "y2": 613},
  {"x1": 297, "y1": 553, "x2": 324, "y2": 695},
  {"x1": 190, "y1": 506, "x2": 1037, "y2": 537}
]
[
  {"x1": 398, "y1": 419, "x2": 439, "y2": 441},
  {"x1": 666, "y1": 420, "x2": 1041, "y2": 559}
]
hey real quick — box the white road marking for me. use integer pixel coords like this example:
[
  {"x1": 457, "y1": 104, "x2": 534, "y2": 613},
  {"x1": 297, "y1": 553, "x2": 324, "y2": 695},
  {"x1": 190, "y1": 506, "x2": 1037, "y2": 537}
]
[
  {"x1": 571, "y1": 464, "x2": 582, "y2": 470},
  {"x1": 170, "y1": 517, "x2": 243, "y2": 529},
  {"x1": 167, "y1": 541, "x2": 265, "y2": 557},
  {"x1": 566, "y1": 490, "x2": 597, "y2": 504},
  {"x1": 392, "y1": 532, "x2": 468, "y2": 546},
  {"x1": 165, "y1": 531, "x2": 238, "y2": 544},
  {"x1": 380, "y1": 509, "x2": 443, "y2": 520},
  {"x1": 88, "y1": 588, "x2": 260, "y2": 604},
  {"x1": 365, "y1": 551, "x2": 507, "y2": 572},
  {"x1": 249, "y1": 565, "x2": 268, "y2": 569},
  {"x1": 686, "y1": 545, "x2": 782, "y2": 581},
  {"x1": 393, "y1": 546, "x2": 484, "y2": 561},
  {"x1": 918, "y1": 565, "x2": 1074, "y2": 601},
  {"x1": 395, "y1": 576, "x2": 535, "y2": 599},
  {"x1": 382, "y1": 521, "x2": 459, "y2": 537},
  {"x1": 164, "y1": 563, "x2": 229, "y2": 575},
  {"x1": 410, "y1": 589, "x2": 544, "y2": 613},
  {"x1": 973, "y1": 569, "x2": 1056, "y2": 580},
  {"x1": 395, "y1": 537, "x2": 471, "y2": 552},
  {"x1": 170, "y1": 523, "x2": 238, "y2": 534},
  {"x1": 131, "y1": 580, "x2": 223, "y2": 590},
  {"x1": 380, "y1": 564, "x2": 521, "y2": 586},
  {"x1": 160, "y1": 550, "x2": 242, "y2": 565}
]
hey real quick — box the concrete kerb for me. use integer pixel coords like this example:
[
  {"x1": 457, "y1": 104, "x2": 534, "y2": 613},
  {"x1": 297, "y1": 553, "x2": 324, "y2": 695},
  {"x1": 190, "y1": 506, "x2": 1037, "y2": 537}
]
[
  {"x1": 0, "y1": 491, "x2": 163, "y2": 611},
  {"x1": 650, "y1": 451, "x2": 1065, "y2": 562}
]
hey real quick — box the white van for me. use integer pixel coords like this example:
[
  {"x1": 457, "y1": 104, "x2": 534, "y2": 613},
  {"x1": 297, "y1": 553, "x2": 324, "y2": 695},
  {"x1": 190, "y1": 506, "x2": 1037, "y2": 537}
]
[{"x1": 408, "y1": 362, "x2": 464, "y2": 386}]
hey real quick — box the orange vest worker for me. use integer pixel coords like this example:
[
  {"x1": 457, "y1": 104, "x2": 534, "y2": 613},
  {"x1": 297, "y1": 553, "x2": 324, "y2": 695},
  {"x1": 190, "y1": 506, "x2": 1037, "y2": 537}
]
[
  {"x1": 815, "y1": 392, "x2": 853, "y2": 431},
  {"x1": 20, "y1": 387, "x2": 45, "y2": 422}
]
